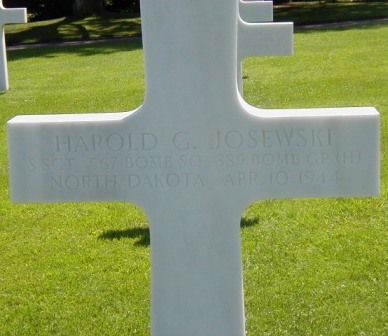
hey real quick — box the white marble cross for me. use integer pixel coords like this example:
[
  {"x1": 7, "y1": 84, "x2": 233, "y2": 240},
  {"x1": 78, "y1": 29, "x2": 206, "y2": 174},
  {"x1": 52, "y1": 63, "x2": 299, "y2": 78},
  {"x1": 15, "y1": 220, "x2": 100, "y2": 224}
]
[
  {"x1": 7, "y1": 1, "x2": 379, "y2": 335},
  {"x1": 0, "y1": 0, "x2": 26, "y2": 91}
]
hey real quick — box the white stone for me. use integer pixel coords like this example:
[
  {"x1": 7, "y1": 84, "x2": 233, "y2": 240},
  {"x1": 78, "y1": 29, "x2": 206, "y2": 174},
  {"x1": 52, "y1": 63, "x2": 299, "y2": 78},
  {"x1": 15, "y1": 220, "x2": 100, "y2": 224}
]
[
  {"x1": 237, "y1": 0, "x2": 290, "y2": 94},
  {"x1": 7, "y1": 1, "x2": 379, "y2": 335},
  {"x1": 0, "y1": 0, "x2": 27, "y2": 91},
  {"x1": 239, "y1": 0, "x2": 273, "y2": 23}
]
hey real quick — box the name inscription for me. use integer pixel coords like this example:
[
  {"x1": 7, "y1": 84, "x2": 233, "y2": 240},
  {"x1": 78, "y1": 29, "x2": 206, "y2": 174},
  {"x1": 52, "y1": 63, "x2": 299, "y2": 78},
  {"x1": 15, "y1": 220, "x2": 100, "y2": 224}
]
[{"x1": 54, "y1": 128, "x2": 332, "y2": 153}]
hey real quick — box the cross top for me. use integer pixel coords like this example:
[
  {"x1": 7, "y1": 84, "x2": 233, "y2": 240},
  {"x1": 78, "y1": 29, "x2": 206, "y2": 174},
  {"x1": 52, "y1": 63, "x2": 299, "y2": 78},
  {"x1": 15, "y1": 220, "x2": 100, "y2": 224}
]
[
  {"x1": 7, "y1": 1, "x2": 379, "y2": 335},
  {"x1": 141, "y1": 1, "x2": 291, "y2": 121},
  {"x1": 0, "y1": 0, "x2": 26, "y2": 90}
]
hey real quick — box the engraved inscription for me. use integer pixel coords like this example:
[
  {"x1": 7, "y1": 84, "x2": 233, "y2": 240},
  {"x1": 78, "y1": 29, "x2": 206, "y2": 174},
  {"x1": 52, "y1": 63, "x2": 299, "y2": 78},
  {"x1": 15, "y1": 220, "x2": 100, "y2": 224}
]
[
  {"x1": 56, "y1": 133, "x2": 158, "y2": 152},
  {"x1": 223, "y1": 171, "x2": 261, "y2": 187},
  {"x1": 127, "y1": 173, "x2": 206, "y2": 188},
  {"x1": 50, "y1": 174, "x2": 119, "y2": 190},
  {"x1": 27, "y1": 158, "x2": 75, "y2": 171},
  {"x1": 24, "y1": 127, "x2": 364, "y2": 192},
  {"x1": 209, "y1": 128, "x2": 332, "y2": 150}
]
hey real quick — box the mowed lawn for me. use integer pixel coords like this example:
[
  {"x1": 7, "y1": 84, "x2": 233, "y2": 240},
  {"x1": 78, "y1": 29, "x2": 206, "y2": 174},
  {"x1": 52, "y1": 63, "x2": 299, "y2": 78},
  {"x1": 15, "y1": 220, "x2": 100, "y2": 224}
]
[{"x1": 1, "y1": 23, "x2": 387, "y2": 335}]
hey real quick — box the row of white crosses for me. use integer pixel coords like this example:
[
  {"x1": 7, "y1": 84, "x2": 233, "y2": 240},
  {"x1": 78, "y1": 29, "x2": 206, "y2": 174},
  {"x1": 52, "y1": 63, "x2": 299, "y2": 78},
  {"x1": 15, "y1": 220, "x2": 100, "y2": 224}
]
[
  {"x1": 0, "y1": 0, "x2": 279, "y2": 93},
  {"x1": 0, "y1": 0, "x2": 277, "y2": 92},
  {"x1": 0, "y1": 0, "x2": 26, "y2": 90},
  {"x1": 7, "y1": 0, "x2": 379, "y2": 335}
]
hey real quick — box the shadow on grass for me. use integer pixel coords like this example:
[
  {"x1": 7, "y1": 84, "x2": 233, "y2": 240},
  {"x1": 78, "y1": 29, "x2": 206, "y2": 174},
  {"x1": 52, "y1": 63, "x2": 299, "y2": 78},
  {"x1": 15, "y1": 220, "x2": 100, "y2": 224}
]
[
  {"x1": 99, "y1": 227, "x2": 150, "y2": 246},
  {"x1": 274, "y1": 2, "x2": 388, "y2": 26},
  {"x1": 296, "y1": 20, "x2": 388, "y2": 34},
  {"x1": 241, "y1": 216, "x2": 260, "y2": 228},
  {"x1": 99, "y1": 218, "x2": 259, "y2": 247},
  {"x1": 8, "y1": 38, "x2": 143, "y2": 60},
  {"x1": 7, "y1": 14, "x2": 142, "y2": 45}
]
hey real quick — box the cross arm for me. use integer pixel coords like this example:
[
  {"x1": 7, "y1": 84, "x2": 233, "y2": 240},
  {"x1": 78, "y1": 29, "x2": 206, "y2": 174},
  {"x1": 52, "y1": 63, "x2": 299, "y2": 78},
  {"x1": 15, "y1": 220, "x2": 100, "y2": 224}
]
[
  {"x1": 0, "y1": 7, "x2": 27, "y2": 25},
  {"x1": 237, "y1": 102, "x2": 380, "y2": 205},
  {"x1": 239, "y1": 0, "x2": 273, "y2": 23},
  {"x1": 7, "y1": 110, "x2": 146, "y2": 204},
  {"x1": 238, "y1": 20, "x2": 293, "y2": 59},
  {"x1": 7, "y1": 103, "x2": 380, "y2": 208}
]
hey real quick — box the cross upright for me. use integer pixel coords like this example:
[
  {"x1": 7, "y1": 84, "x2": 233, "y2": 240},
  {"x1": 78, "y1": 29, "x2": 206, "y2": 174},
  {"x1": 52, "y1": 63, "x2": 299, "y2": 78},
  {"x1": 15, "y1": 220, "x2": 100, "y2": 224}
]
[
  {"x1": 0, "y1": 0, "x2": 27, "y2": 90},
  {"x1": 7, "y1": 1, "x2": 379, "y2": 335}
]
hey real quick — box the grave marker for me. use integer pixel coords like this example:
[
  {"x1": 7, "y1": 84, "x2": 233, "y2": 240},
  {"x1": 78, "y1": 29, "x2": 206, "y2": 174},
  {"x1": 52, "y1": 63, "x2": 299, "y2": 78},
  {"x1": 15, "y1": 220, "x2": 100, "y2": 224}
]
[
  {"x1": 238, "y1": 0, "x2": 277, "y2": 94},
  {"x1": 7, "y1": 1, "x2": 379, "y2": 335},
  {"x1": 0, "y1": 0, "x2": 27, "y2": 90}
]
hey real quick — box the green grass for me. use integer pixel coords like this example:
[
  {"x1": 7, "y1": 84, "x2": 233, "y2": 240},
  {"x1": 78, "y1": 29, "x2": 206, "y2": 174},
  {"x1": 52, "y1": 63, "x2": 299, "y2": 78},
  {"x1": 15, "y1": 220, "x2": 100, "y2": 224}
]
[
  {"x1": 243, "y1": 23, "x2": 388, "y2": 334},
  {"x1": 1, "y1": 23, "x2": 387, "y2": 335}
]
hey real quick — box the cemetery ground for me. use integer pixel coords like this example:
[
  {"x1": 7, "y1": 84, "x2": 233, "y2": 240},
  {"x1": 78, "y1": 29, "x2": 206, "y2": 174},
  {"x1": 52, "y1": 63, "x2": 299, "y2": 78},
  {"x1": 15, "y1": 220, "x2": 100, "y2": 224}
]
[{"x1": 0, "y1": 21, "x2": 387, "y2": 336}]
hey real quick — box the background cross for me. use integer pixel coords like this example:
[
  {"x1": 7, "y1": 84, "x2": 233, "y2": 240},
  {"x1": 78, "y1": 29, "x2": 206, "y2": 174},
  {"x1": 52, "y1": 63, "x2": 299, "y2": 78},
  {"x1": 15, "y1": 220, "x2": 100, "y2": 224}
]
[
  {"x1": 238, "y1": 0, "x2": 277, "y2": 94},
  {"x1": 0, "y1": 0, "x2": 26, "y2": 90},
  {"x1": 7, "y1": 0, "x2": 379, "y2": 335},
  {"x1": 239, "y1": 0, "x2": 273, "y2": 23}
]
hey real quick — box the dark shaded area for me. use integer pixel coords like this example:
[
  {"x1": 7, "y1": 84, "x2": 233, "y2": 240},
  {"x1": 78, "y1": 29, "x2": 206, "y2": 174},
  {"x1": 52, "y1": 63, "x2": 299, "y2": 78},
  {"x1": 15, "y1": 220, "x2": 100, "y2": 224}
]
[
  {"x1": 98, "y1": 217, "x2": 259, "y2": 247},
  {"x1": 273, "y1": 0, "x2": 377, "y2": 3},
  {"x1": 274, "y1": 2, "x2": 388, "y2": 26},
  {"x1": 6, "y1": 15, "x2": 142, "y2": 46},
  {"x1": 3, "y1": 0, "x2": 139, "y2": 21},
  {"x1": 296, "y1": 20, "x2": 388, "y2": 34},
  {"x1": 4, "y1": 0, "x2": 386, "y2": 23},
  {"x1": 8, "y1": 38, "x2": 142, "y2": 59},
  {"x1": 241, "y1": 216, "x2": 260, "y2": 229},
  {"x1": 105, "y1": 0, "x2": 140, "y2": 14},
  {"x1": 99, "y1": 227, "x2": 150, "y2": 246},
  {"x1": 4, "y1": 0, "x2": 72, "y2": 21}
]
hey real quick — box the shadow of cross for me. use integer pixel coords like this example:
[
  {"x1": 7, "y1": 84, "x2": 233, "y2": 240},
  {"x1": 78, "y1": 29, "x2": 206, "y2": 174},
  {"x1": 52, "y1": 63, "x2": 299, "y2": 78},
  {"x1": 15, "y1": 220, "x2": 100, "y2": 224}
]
[
  {"x1": 0, "y1": 0, "x2": 26, "y2": 91},
  {"x1": 7, "y1": 0, "x2": 379, "y2": 335}
]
